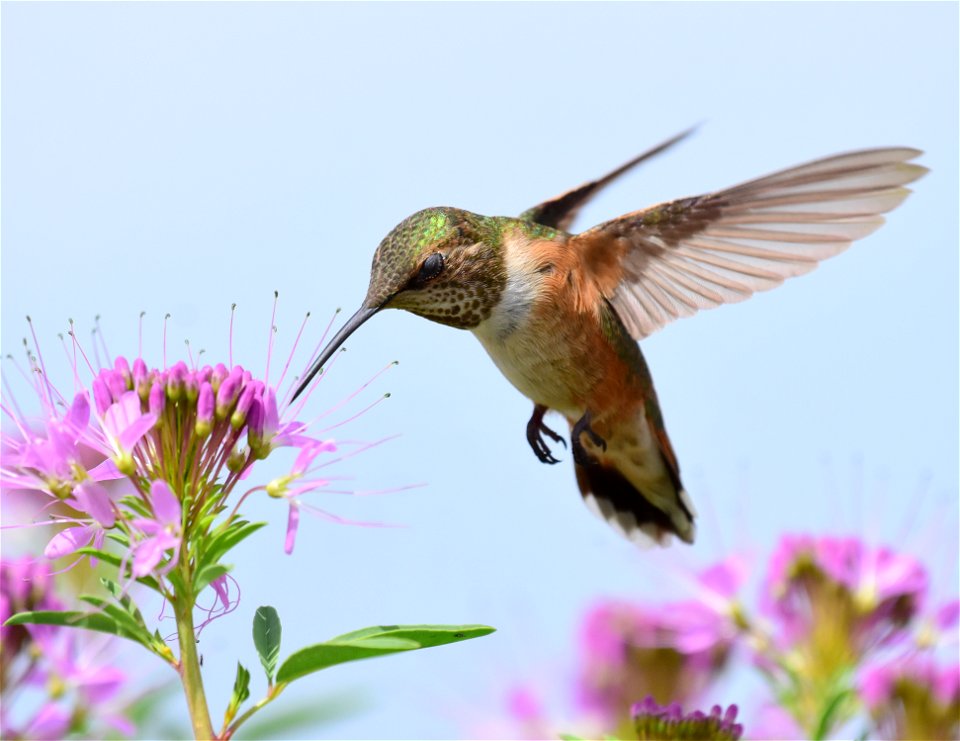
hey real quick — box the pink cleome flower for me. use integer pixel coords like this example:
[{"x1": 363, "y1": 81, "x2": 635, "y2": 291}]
[{"x1": 1, "y1": 305, "x2": 396, "y2": 582}]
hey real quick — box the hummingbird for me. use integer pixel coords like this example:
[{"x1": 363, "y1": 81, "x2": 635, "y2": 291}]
[{"x1": 293, "y1": 130, "x2": 926, "y2": 546}]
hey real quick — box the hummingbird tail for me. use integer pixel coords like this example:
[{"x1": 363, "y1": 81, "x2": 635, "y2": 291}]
[{"x1": 575, "y1": 462, "x2": 696, "y2": 547}]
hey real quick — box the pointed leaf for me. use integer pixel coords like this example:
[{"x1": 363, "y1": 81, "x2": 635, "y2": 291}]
[
  {"x1": 195, "y1": 563, "x2": 230, "y2": 595},
  {"x1": 200, "y1": 521, "x2": 266, "y2": 570},
  {"x1": 331, "y1": 624, "x2": 495, "y2": 649},
  {"x1": 78, "y1": 596, "x2": 153, "y2": 646},
  {"x1": 253, "y1": 606, "x2": 282, "y2": 683},
  {"x1": 276, "y1": 624, "x2": 494, "y2": 684},
  {"x1": 4, "y1": 609, "x2": 147, "y2": 646},
  {"x1": 224, "y1": 662, "x2": 251, "y2": 726}
]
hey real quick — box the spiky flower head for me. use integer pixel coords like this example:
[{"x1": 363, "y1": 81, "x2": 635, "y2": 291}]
[
  {"x1": 631, "y1": 696, "x2": 743, "y2": 741},
  {"x1": 1, "y1": 303, "x2": 395, "y2": 585},
  {"x1": 762, "y1": 535, "x2": 927, "y2": 674}
]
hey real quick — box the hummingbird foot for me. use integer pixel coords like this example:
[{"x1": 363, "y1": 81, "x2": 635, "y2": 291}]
[
  {"x1": 526, "y1": 403, "x2": 567, "y2": 465},
  {"x1": 572, "y1": 410, "x2": 607, "y2": 466}
]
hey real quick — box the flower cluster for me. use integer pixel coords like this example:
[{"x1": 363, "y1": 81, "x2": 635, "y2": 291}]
[
  {"x1": 861, "y1": 654, "x2": 960, "y2": 740},
  {"x1": 495, "y1": 532, "x2": 957, "y2": 741},
  {"x1": 0, "y1": 558, "x2": 132, "y2": 740},
  {"x1": 577, "y1": 557, "x2": 744, "y2": 723},
  {"x1": 1, "y1": 311, "x2": 383, "y2": 583},
  {"x1": 0, "y1": 308, "x2": 403, "y2": 738}
]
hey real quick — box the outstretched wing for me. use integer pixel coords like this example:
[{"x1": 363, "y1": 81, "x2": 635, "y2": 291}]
[
  {"x1": 519, "y1": 126, "x2": 699, "y2": 231},
  {"x1": 570, "y1": 148, "x2": 927, "y2": 339}
]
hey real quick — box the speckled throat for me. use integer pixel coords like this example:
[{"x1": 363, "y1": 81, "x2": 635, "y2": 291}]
[{"x1": 373, "y1": 209, "x2": 520, "y2": 329}]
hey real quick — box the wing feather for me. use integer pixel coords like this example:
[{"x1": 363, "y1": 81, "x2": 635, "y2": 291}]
[{"x1": 574, "y1": 148, "x2": 926, "y2": 339}]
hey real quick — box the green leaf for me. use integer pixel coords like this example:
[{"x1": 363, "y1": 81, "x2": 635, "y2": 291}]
[
  {"x1": 194, "y1": 563, "x2": 230, "y2": 594},
  {"x1": 4, "y1": 609, "x2": 146, "y2": 645},
  {"x1": 276, "y1": 624, "x2": 494, "y2": 684},
  {"x1": 200, "y1": 521, "x2": 266, "y2": 570},
  {"x1": 78, "y1": 596, "x2": 153, "y2": 647},
  {"x1": 232, "y1": 662, "x2": 251, "y2": 706},
  {"x1": 224, "y1": 662, "x2": 251, "y2": 726},
  {"x1": 253, "y1": 606, "x2": 282, "y2": 683}
]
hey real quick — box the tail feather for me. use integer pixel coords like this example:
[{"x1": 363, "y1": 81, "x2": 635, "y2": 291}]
[{"x1": 575, "y1": 461, "x2": 696, "y2": 546}]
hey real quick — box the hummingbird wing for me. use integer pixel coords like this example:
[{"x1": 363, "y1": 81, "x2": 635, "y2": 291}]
[
  {"x1": 569, "y1": 148, "x2": 927, "y2": 340},
  {"x1": 518, "y1": 126, "x2": 698, "y2": 231}
]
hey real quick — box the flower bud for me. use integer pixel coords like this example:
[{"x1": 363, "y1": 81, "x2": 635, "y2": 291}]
[
  {"x1": 92, "y1": 375, "x2": 113, "y2": 416},
  {"x1": 185, "y1": 373, "x2": 199, "y2": 404},
  {"x1": 166, "y1": 361, "x2": 188, "y2": 402},
  {"x1": 210, "y1": 363, "x2": 228, "y2": 393},
  {"x1": 149, "y1": 379, "x2": 166, "y2": 424},
  {"x1": 195, "y1": 382, "x2": 214, "y2": 439},
  {"x1": 231, "y1": 381, "x2": 262, "y2": 430},
  {"x1": 114, "y1": 356, "x2": 132, "y2": 390},
  {"x1": 133, "y1": 359, "x2": 150, "y2": 400},
  {"x1": 247, "y1": 397, "x2": 266, "y2": 456},
  {"x1": 227, "y1": 446, "x2": 250, "y2": 473},
  {"x1": 216, "y1": 368, "x2": 243, "y2": 420}
]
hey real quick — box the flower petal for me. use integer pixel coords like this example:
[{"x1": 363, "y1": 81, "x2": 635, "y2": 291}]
[
  {"x1": 149, "y1": 480, "x2": 181, "y2": 527},
  {"x1": 284, "y1": 502, "x2": 300, "y2": 554},
  {"x1": 72, "y1": 481, "x2": 116, "y2": 527},
  {"x1": 44, "y1": 525, "x2": 95, "y2": 558}
]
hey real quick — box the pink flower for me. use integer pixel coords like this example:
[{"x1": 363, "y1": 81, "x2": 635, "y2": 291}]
[
  {"x1": 130, "y1": 480, "x2": 182, "y2": 577},
  {"x1": 576, "y1": 598, "x2": 734, "y2": 723},
  {"x1": 100, "y1": 391, "x2": 157, "y2": 471},
  {"x1": 762, "y1": 534, "x2": 927, "y2": 660},
  {"x1": 860, "y1": 655, "x2": 960, "y2": 740}
]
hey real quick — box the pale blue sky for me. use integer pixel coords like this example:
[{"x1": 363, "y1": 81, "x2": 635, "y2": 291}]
[{"x1": 2, "y1": 3, "x2": 958, "y2": 739}]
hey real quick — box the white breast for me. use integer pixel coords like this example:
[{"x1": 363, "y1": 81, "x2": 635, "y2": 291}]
[{"x1": 471, "y1": 239, "x2": 580, "y2": 417}]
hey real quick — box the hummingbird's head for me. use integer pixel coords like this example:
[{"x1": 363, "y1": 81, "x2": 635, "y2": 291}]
[
  {"x1": 363, "y1": 207, "x2": 506, "y2": 328},
  {"x1": 292, "y1": 207, "x2": 506, "y2": 400}
]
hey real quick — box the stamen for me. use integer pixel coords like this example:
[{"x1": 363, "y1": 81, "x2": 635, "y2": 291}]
[
  {"x1": 139, "y1": 311, "x2": 146, "y2": 359},
  {"x1": 163, "y1": 313, "x2": 171, "y2": 369},
  {"x1": 265, "y1": 291, "x2": 279, "y2": 387},
  {"x1": 301, "y1": 307, "x2": 342, "y2": 379},
  {"x1": 26, "y1": 316, "x2": 55, "y2": 410},
  {"x1": 313, "y1": 361, "x2": 398, "y2": 422},
  {"x1": 275, "y1": 312, "x2": 310, "y2": 401},
  {"x1": 185, "y1": 339, "x2": 196, "y2": 371},
  {"x1": 94, "y1": 315, "x2": 112, "y2": 366},
  {"x1": 90, "y1": 328, "x2": 102, "y2": 371},
  {"x1": 68, "y1": 322, "x2": 98, "y2": 376},
  {"x1": 314, "y1": 392, "x2": 391, "y2": 435},
  {"x1": 229, "y1": 303, "x2": 237, "y2": 368}
]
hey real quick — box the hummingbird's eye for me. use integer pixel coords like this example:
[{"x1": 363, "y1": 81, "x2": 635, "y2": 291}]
[{"x1": 416, "y1": 252, "x2": 444, "y2": 283}]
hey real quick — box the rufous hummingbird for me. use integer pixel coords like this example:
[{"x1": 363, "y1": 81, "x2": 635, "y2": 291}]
[{"x1": 293, "y1": 129, "x2": 925, "y2": 546}]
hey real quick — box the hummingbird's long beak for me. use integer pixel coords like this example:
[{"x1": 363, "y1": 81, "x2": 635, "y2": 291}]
[{"x1": 291, "y1": 305, "x2": 380, "y2": 401}]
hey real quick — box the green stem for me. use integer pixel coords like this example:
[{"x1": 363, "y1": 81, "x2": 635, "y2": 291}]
[
  {"x1": 223, "y1": 683, "x2": 287, "y2": 740},
  {"x1": 174, "y1": 592, "x2": 215, "y2": 740}
]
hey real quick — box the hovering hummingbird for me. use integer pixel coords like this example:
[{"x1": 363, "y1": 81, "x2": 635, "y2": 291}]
[{"x1": 293, "y1": 130, "x2": 926, "y2": 546}]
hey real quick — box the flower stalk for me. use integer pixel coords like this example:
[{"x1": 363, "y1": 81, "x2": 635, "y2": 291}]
[{"x1": 174, "y1": 576, "x2": 215, "y2": 740}]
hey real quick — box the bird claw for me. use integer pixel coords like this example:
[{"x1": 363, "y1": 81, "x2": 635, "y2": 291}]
[
  {"x1": 526, "y1": 404, "x2": 566, "y2": 465},
  {"x1": 572, "y1": 410, "x2": 606, "y2": 466}
]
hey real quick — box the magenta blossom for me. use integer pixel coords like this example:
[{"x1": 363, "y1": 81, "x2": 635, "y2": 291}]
[
  {"x1": 860, "y1": 655, "x2": 960, "y2": 740},
  {"x1": 3, "y1": 308, "x2": 396, "y2": 577},
  {"x1": 130, "y1": 480, "x2": 182, "y2": 577},
  {"x1": 762, "y1": 534, "x2": 927, "y2": 664}
]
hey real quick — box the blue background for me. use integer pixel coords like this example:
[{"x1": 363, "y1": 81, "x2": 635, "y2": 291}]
[{"x1": 3, "y1": 3, "x2": 957, "y2": 738}]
